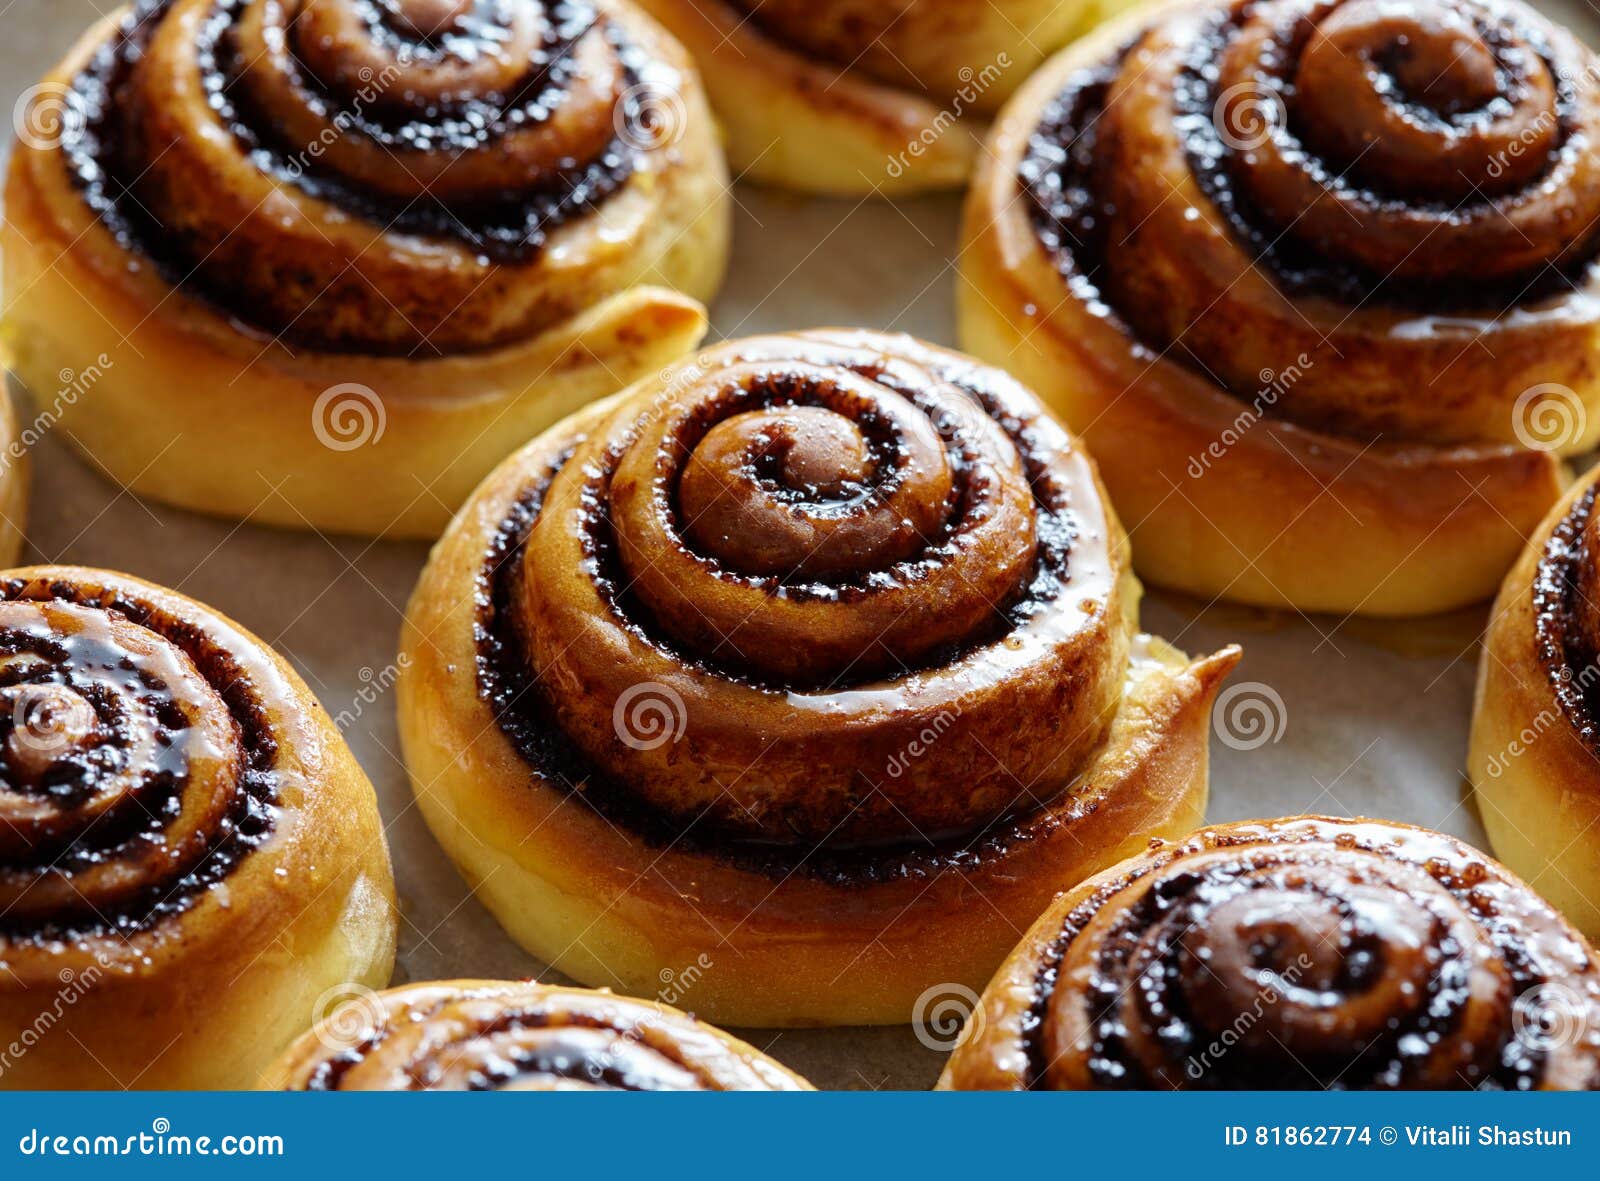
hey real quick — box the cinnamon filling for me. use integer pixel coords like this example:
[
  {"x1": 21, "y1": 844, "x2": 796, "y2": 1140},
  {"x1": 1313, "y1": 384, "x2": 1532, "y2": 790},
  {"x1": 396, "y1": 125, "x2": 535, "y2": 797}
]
[
  {"x1": 0, "y1": 576, "x2": 277, "y2": 941},
  {"x1": 303, "y1": 995, "x2": 714, "y2": 1091},
  {"x1": 1021, "y1": 0, "x2": 1600, "y2": 401},
  {"x1": 1534, "y1": 485, "x2": 1600, "y2": 750},
  {"x1": 473, "y1": 343, "x2": 1128, "y2": 867},
  {"x1": 1023, "y1": 823, "x2": 1593, "y2": 1090},
  {"x1": 58, "y1": 0, "x2": 643, "y2": 353}
]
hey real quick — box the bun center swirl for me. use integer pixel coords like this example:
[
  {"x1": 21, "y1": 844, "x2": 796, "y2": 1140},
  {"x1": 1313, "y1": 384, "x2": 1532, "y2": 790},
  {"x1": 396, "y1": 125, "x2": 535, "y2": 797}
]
[
  {"x1": 229, "y1": 0, "x2": 625, "y2": 201},
  {"x1": 0, "y1": 579, "x2": 278, "y2": 940},
  {"x1": 1203, "y1": 0, "x2": 1597, "y2": 279},
  {"x1": 1017, "y1": 0, "x2": 1600, "y2": 443},
  {"x1": 292, "y1": 984, "x2": 805, "y2": 1090},
  {"x1": 1036, "y1": 823, "x2": 1600, "y2": 1090},
  {"x1": 0, "y1": 600, "x2": 244, "y2": 922},
  {"x1": 491, "y1": 334, "x2": 1127, "y2": 846},
  {"x1": 59, "y1": 0, "x2": 650, "y2": 351},
  {"x1": 596, "y1": 361, "x2": 1039, "y2": 685},
  {"x1": 1291, "y1": 0, "x2": 1551, "y2": 196}
]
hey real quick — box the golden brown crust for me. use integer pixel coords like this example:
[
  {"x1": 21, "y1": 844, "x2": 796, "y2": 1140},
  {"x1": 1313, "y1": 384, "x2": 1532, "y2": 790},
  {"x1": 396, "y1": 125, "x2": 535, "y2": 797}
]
[
  {"x1": 262, "y1": 980, "x2": 810, "y2": 1090},
  {"x1": 940, "y1": 816, "x2": 1600, "y2": 1091},
  {"x1": 398, "y1": 328, "x2": 1238, "y2": 1026},
  {"x1": 0, "y1": 566, "x2": 395, "y2": 1090},
  {"x1": 0, "y1": 389, "x2": 27, "y2": 569},
  {"x1": 960, "y1": 0, "x2": 1589, "y2": 616},
  {"x1": 1, "y1": 1, "x2": 727, "y2": 537},
  {"x1": 1471, "y1": 470, "x2": 1600, "y2": 941},
  {"x1": 632, "y1": 0, "x2": 1126, "y2": 194}
]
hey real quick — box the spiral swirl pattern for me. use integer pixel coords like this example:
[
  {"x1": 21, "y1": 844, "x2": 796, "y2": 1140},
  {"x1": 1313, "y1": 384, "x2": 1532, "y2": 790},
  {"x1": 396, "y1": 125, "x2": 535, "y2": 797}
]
[
  {"x1": 1019, "y1": 0, "x2": 1600, "y2": 446},
  {"x1": 942, "y1": 818, "x2": 1600, "y2": 1090},
  {"x1": 1534, "y1": 485, "x2": 1600, "y2": 747},
  {"x1": 271, "y1": 981, "x2": 809, "y2": 1090},
  {"x1": 1204, "y1": 0, "x2": 1600, "y2": 280},
  {"x1": 481, "y1": 331, "x2": 1128, "y2": 847},
  {"x1": 57, "y1": 0, "x2": 666, "y2": 352},
  {"x1": 0, "y1": 575, "x2": 275, "y2": 939}
]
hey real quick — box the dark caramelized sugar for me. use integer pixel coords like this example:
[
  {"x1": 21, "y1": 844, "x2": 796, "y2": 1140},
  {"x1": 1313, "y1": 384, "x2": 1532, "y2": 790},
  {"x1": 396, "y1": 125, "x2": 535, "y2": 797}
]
[
  {"x1": 60, "y1": 0, "x2": 641, "y2": 348},
  {"x1": 473, "y1": 364, "x2": 1096, "y2": 878},
  {"x1": 1020, "y1": 5, "x2": 1600, "y2": 391},
  {"x1": 1022, "y1": 830, "x2": 1557, "y2": 1090},
  {"x1": 304, "y1": 1006, "x2": 704, "y2": 1091},
  {"x1": 0, "y1": 577, "x2": 278, "y2": 940},
  {"x1": 1534, "y1": 485, "x2": 1600, "y2": 748}
]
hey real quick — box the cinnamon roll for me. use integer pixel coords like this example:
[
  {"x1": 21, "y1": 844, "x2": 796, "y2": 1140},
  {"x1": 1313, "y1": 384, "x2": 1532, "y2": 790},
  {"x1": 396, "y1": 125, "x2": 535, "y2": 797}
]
[
  {"x1": 398, "y1": 328, "x2": 1240, "y2": 1027},
  {"x1": 263, "y1": 979, "x2": 810, "y2": 1089},
  {"x1": 632, "y1": 0, "x2": 1133, "y2": 194},
  {"x1": 940, "y1": 816, "x2": 1600, "y2": 1090},
  {"x1": 2, "y1": 0, "x2": 727, "y2": 538},
  {"x1": 1471, "y1": 465, "x2": 1600, "y2": 942},
  {"x1": 0, "y1": 566, "x2": 395, "y2": 1089},
  {"x1": 960, "y1": 0, "x2": 1595, "y2": 616}
]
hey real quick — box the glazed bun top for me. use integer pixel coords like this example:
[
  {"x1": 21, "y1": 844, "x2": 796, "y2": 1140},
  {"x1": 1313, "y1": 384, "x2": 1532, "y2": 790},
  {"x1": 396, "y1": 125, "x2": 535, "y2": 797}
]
[
  {"x1": 44, "y1": 0, "x2": 695, "y2": 353},
  {"x1": 943, "y1": 817, "x2": 1600, "y2": 1091},
  {"x1": 1016, "y1": 0, "x2": 1600, "y2": 447}
]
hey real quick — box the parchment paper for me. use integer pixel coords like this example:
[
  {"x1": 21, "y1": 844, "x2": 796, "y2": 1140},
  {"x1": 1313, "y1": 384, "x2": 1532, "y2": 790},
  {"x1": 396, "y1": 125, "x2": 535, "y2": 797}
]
[{"x1": 3, "y1": 0, "x2": 1583, "y2": 1091}]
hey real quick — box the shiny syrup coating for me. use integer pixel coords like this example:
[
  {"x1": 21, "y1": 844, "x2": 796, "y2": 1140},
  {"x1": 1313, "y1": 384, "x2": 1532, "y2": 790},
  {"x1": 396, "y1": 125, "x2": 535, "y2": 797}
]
[
  {"x1": 1021, "y1": 0, "x2": 1600, "y2": 351},
  {"x1": 285, "y1": 982, "x2": 805, "y2": 1091},
  {"x1": 474, "y1": 334, "x2": 1128, "y2": 859},
  {"x1": 0, "y1": 577, "x2": 276, "y2": 943},
  {"x1": 57, "y1": 0, "x2": 641, "y2": 351},
  {"x1": 1020, "y1": 819, "x2": 1600, "y2": 1090},
  {"x1": 1533, "y1": 484, "x2": 1600, "y2": 750}
]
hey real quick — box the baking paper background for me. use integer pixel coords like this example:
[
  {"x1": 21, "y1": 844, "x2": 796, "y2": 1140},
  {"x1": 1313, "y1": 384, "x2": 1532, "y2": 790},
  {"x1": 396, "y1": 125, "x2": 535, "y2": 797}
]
[{"x1": 2, "y1": 0, "x2": 1586, "y2": 1090}]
